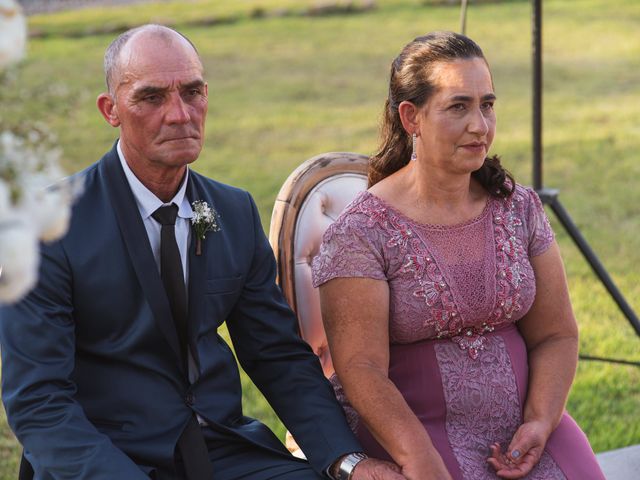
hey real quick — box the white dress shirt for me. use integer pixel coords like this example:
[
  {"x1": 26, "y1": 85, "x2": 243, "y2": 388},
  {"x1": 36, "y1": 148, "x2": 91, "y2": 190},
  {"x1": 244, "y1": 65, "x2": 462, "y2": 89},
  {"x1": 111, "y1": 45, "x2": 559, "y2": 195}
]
[
  {"x1": 117, "y1": 142, "x2": 202, "y2": 389},
  {"x1": 117, "y1": 142, "x2": 193, "y2": 282}
]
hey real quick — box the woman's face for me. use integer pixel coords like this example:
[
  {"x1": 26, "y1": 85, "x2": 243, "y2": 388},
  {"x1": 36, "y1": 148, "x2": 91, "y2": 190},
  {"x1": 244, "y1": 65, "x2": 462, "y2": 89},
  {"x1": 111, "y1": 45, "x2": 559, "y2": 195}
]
[{"x1": 416, "y1": 57, "x2": 496, "y2": 175}]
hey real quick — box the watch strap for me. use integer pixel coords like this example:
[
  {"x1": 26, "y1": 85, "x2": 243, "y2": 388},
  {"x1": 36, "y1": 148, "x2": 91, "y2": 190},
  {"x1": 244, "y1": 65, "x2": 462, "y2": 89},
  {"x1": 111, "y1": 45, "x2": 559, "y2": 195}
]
[{"x1": 336, "y1": 452, "x2": 368, "y2": 480}]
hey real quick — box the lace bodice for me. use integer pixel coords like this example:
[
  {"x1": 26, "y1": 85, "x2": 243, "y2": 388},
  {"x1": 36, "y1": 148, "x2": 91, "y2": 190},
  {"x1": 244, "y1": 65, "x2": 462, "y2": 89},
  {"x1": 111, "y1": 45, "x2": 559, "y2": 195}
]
[{"x1": 312, "y1": 184, "x2": 554, "y2": 357}]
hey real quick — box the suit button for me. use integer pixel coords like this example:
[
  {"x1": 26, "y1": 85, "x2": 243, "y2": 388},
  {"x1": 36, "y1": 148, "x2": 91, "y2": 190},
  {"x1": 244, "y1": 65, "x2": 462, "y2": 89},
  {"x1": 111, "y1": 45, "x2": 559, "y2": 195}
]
[{"x1": 185, "y1": 392, "x2": 195, "y2": 406}]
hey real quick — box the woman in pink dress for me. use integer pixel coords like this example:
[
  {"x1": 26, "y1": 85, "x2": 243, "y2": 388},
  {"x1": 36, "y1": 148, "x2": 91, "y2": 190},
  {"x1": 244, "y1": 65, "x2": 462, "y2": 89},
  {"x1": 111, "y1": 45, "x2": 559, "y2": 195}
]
[{"x1": 312, "y1": 31, "x2": 605, "y2": 480}]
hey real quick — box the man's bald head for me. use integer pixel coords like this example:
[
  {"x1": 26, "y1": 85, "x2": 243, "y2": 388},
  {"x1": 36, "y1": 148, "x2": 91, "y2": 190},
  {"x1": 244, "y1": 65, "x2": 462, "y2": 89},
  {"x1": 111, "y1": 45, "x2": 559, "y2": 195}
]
[{"x1": 103, "y1": 24, "x2": 202, "y2": 96}]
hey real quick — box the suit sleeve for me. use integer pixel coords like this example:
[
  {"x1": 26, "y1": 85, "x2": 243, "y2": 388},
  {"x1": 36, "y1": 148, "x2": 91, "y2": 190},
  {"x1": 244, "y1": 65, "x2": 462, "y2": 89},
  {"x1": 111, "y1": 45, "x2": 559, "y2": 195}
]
[
  {"x1": 225, "y1": 192, "x2": 362, "y2": 475},
  {"x1": 0, "y1": 240, "x2": 148, "y2": 479}
]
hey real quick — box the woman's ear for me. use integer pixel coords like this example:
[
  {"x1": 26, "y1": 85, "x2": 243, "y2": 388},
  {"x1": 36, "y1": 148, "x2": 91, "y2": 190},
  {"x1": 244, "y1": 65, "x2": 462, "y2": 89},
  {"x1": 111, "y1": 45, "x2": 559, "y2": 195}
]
[
  {"x1": 96, "y1": 93, "x2": 121, "y2": 127},
  {"x1": 398, "y1": 100, "x2": 420, "y2": 136},
  {"x1": 398, "y1": 101, "x2": 420, "y2": 136}
]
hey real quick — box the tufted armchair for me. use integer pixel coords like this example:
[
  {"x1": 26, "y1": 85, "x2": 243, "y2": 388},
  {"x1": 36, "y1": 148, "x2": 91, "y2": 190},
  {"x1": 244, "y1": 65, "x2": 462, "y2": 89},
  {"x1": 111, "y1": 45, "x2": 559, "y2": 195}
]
[{"x1": 269, "y1": 152, "x2": 368, "y2": 378}]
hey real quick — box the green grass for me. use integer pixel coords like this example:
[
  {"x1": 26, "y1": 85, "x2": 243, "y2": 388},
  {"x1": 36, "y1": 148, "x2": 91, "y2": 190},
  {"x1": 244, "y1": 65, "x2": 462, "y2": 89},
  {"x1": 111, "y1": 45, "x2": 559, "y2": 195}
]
[{"x1": 1, "y1": 0, "x2": 639, "y2": 476}]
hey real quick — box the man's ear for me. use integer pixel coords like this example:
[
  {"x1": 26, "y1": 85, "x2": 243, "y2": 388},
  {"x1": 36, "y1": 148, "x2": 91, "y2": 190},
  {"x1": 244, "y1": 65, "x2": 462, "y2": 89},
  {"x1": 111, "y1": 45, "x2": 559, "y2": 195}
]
[
  {"x1": 97, "y1": 93, "x2": 120, "y2": 127},
  {"x1": 398, "y1": 100, "x2": 420, "y2": 137}
]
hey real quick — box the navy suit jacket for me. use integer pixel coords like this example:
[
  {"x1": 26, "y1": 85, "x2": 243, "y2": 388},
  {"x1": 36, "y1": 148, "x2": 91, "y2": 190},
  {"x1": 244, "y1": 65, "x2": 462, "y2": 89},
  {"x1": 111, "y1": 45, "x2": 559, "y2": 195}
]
[{"x1": 0, "y1": 144, "x2": 360, "y2": 479}]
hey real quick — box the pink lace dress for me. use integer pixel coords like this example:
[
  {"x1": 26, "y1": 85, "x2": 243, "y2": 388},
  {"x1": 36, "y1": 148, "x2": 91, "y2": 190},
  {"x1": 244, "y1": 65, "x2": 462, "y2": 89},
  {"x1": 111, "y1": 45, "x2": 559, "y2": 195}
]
[{"x1": 312, "y1": 184, "x2": 605, "y2": 480}]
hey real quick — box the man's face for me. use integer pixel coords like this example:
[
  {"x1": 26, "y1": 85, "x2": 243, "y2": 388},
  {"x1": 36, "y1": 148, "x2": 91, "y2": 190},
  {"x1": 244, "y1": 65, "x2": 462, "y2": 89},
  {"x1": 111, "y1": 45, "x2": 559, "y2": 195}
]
[{"x1": 110, "y1": 34, "x2": 208, "y2": 171}]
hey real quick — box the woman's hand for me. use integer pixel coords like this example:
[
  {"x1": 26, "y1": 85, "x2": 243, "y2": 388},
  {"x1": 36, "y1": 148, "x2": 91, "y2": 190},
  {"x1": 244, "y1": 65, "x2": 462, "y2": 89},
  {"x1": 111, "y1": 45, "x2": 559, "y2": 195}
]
[{"x1": 486, "y1": 420, "x2": 552, "y2": 478}]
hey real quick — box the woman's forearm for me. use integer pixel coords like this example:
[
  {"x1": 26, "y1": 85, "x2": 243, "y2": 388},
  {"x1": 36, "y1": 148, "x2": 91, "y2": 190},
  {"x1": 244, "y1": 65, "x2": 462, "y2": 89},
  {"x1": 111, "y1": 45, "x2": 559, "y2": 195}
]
[
  {"x1": 340, "y1": 361, "x2": 439, "y2": 467},
  {"x1": 523, "y1": 335, "x2": 578, "y2": 432},
  {"x1": 320, "y1": 278, "x2": 451, "y2": 478}
]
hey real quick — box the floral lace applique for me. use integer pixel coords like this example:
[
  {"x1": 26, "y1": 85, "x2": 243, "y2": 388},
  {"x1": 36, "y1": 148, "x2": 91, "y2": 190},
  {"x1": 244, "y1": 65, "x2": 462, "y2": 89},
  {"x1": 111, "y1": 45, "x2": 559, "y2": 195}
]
[
  {"x1": 401, "y1": 248, "x2": 462, "y2": 337},
  {"x1": 386, "y1": 214, "x2": 414, "y2": 250},
  {"x1": 451, "y1": 324, "x2": 496, "y2": 360},
  {"x1": 491, "y1": 192, "x2": 528, "y2": 325},
  {"x1": 435, "y1": 336, "x2": 566, "y2": 479}
]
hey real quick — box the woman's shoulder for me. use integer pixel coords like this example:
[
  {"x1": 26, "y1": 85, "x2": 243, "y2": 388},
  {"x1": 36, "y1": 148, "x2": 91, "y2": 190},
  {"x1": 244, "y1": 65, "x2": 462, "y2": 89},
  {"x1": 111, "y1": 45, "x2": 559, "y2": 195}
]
[
  {"x1": 493, "y1": 183, "x2": 554, "y2": 250},
  {"x1": 313, "y1": 191, "x2": 391, "y2": 286},
  {"x1": 320, "y1": 190, "x2": 404, "y2": 253},
  {"x1": 332, "y1": 190, "x2": 391, "y2": 228},
  {"x1": 493, "y1": 183, "x2": 543, "y2": 211},
  {"x1": 513, "y1": 182, "x2": 537, "y2": 198}
]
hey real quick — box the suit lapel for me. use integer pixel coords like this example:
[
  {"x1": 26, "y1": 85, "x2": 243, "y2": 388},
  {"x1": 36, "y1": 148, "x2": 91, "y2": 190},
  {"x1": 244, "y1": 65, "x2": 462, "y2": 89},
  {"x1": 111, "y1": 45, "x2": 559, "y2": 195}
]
[
  {"x1": 100, "y1": 146, "x2": 184, "y2": 370},
  {"x1": 186, "y1": 173, "x2": 226, "y2": 373}
]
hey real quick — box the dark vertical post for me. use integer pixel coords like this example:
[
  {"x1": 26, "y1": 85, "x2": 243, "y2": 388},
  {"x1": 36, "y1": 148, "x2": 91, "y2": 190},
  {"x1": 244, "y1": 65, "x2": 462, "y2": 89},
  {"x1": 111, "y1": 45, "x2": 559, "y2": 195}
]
[
  {"x1": 539, "y1": 191, "x2": 640, "y2": 337},
  {"x1": 532, "y1": 0, "x2": 543, "y2": 190},
  {"x1": 529, "y1": 0, "x2": 638, "y2": 335},
  {"x1": 460, "y1": 0, "x2": 469, "y2": 35}
]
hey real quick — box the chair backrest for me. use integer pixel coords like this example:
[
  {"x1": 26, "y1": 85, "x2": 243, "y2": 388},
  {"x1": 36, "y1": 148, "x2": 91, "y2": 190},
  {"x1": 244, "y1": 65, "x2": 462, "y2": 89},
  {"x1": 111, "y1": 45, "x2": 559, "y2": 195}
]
[{"x1": 269, "y1": 152, "x2": 368, "y2": 377}]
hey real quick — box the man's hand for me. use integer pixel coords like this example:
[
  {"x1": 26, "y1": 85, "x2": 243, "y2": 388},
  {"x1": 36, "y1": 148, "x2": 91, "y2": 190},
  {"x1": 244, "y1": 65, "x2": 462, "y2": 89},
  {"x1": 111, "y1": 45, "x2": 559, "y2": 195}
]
[
  {"x1": 486, "y1": 420, "x2": 551, "y2": 479},
  {"x1": 350, "y1": 458, "x2": 406, "y2": 480},
  {"x1": 400, "y1": 456, "x2": 453, "y2": 480}
]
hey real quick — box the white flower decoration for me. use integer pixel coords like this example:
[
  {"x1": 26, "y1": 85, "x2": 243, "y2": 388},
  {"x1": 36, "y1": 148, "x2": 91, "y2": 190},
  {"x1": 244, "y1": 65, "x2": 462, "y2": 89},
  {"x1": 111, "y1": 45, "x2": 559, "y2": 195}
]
[
  {"x1": 0, "y1": 0, "x2": 27, "y2": 73},
  {"x1": 0, "y1": 221, "x2": 39, "y2": 304},
  {"x1": 191, "y1": 200, "x2": 220, "y2": 255},
  {"x1": 0, "y1": 130, "x2": 80, "y2": 303}
]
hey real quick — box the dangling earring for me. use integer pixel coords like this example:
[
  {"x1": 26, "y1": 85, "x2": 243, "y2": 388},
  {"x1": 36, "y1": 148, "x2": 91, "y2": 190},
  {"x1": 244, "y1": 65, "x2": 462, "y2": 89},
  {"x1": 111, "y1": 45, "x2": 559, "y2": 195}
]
[{"x1": 410, "y1": 133, "x2": 417, "y2": 161}]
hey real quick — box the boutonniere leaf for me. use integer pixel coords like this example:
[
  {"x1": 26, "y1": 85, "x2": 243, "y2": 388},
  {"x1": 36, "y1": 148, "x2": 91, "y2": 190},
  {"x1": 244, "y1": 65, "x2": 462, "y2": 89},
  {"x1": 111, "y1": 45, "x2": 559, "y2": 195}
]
[{"x1": 191, "y1": 200, "x2": 220, "y2": 256}]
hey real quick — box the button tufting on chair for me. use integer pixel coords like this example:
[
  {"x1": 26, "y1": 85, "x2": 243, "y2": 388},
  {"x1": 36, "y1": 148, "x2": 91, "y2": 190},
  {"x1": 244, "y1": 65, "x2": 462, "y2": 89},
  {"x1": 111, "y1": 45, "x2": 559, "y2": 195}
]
[{"x1": 269, "y1": 153, "x2": 368, "y2": 377}]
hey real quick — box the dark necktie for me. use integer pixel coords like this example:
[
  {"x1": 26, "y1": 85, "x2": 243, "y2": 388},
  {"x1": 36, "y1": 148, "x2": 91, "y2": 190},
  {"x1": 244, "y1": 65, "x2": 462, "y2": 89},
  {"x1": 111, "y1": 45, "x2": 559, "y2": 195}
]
[
  {"x1": 152, "y1": 204, "x2": 188, "y2": 369},
  {"x1": 152, "y1": 204, "x2": 213, "y2": 480}
]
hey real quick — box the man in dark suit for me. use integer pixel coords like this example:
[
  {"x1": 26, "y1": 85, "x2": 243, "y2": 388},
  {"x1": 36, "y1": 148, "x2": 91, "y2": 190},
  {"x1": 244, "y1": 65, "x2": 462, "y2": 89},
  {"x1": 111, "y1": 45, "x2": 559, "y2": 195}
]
[{"x1": 0, "y1": 25, "x2": 405, "y2": 480}]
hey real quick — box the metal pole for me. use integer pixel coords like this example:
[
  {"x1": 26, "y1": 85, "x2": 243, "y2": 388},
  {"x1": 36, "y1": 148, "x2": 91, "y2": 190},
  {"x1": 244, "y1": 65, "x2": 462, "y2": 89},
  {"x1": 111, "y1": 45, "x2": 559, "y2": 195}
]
[
  {"x1": 460, "y1": 0, "x2": 469, "y2": 35},
  {"x1": 531, "y1": 0, "x2": 639, "y2": 336},
  {"x1": 539, "y1": 190, "x2": 640, "y2": 337},
  {"x1": 532, "y1": 0, "x2": 543, "y2": 191}
]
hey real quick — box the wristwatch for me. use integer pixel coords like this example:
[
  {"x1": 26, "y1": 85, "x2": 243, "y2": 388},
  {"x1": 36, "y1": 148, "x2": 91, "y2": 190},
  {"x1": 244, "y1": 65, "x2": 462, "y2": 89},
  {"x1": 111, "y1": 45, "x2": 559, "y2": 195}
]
[{"x1": 333, "y1": 452, "x2": 368, "y2": 480}]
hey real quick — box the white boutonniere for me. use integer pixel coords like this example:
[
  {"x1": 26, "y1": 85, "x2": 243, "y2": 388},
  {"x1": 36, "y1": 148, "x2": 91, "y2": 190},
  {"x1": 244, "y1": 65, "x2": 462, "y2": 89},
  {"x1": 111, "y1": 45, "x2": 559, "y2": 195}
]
[{"x1": 191, "y1": 200, "x2": 220, "y2": 256}]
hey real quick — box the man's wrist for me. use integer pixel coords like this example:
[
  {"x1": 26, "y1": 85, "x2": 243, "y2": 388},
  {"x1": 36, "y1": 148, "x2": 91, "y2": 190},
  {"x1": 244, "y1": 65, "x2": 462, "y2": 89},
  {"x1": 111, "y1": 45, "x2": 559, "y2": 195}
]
[{"x1": 328, "y1": 452, "x2": 368, "y2": 480}]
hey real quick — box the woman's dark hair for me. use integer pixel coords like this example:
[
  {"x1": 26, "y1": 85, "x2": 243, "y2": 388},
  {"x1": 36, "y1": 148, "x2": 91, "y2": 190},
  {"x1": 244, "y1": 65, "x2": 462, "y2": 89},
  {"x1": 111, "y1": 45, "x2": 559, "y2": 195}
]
[{"x1": 369, "y1": 31, "x2": 514, "y2": 198}]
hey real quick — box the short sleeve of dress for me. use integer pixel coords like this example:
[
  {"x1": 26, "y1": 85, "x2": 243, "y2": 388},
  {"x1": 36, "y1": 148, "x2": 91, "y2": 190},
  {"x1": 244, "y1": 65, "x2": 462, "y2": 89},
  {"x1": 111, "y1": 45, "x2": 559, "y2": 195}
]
[
  {"x1": 522, "y1": 186, "x2": 555, "y2": 257},
  {"x1": 311, "y1": 206, "x2": 387, "y2": 288}
]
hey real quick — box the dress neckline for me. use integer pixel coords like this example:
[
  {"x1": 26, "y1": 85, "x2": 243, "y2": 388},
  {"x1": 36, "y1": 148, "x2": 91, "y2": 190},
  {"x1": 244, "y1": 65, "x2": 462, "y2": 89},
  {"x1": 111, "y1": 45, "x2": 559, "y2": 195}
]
[{"x1": 359, "y1": 190, "x2": 493, "y2": 230}]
